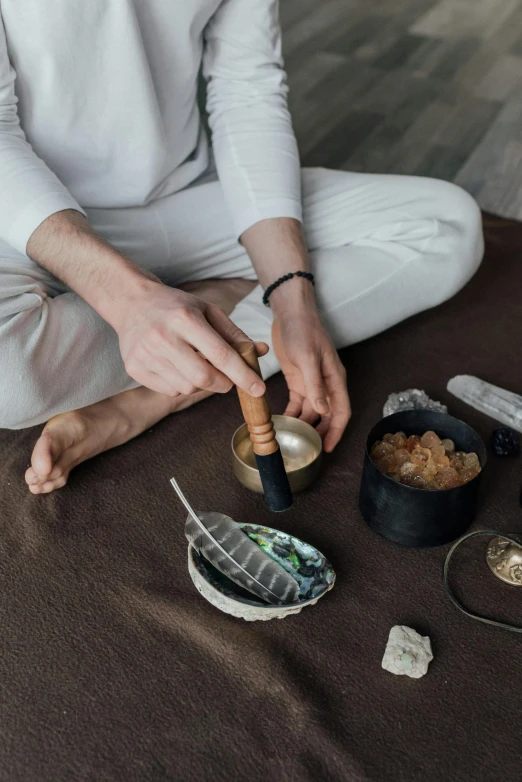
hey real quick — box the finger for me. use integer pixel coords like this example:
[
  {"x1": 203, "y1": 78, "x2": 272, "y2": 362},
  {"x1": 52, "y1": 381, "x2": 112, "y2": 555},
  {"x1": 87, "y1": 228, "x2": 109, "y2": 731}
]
[
  {"x1": 145, "y1": 373, "x2": 183, "y2": 397},
  {"x1": 191, "y1": 341, "x2": 268, "y2": 360},
  {"x1": 316, "y1": 409, "x2": 347, "y2": 452},
  {"x1": 285, "y1": 399, "x2": 303, "y2": 418},
  {"x1": 317, "y1": 419, "x2": 342, "y2": 452},
  {"x1": 322, "y1": 387, "x2": 351, "y2": 453},
  {"x1": 315, "y1": 413, "x2": 332, "y2": 441},
  {"x1": 299, "y1": 398, "x2": 320, "y2": 427},
  {"x1": 323, "y1": 421, "x2": 349, "y2": 452},
  {"x1": 312, "y1": 354, "x2": 351, "y2": 452},
  {"x1": 129, "y1": 367, "x2": 182, "y2": 397},
  {"x1": 154, "y1": 341, "x2": 233, "y2": 394},
  {"x1": 194, "y1": 307, "x2": 266, "y2": 396},
  {"x1": 299, "y1": 355, "x2": 330, "y2": 416},
  {"x1": 284, "y1": 390, "x2": 304, "y2": 419}
]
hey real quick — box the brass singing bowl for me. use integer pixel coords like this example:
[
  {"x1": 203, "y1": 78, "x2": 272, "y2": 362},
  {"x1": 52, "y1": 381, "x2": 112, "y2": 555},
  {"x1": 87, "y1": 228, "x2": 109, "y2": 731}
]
[{"x1": 232, "y1": 414, "x2": 322, "y2": 494}]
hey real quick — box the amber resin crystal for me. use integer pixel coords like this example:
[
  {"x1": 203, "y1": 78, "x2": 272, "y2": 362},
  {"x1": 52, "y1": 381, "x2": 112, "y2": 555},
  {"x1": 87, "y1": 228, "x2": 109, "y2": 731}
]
[{"x1": 370, "y1": 430, "x2": 481, "y2": 490}]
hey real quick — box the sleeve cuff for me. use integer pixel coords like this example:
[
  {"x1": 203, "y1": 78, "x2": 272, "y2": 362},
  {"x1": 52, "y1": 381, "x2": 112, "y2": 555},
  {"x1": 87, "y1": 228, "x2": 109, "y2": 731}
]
[
  {"x1": 234, "y1": 199, "x2": 303, "y2": 242},
  {"x1": 8, "y1": 192, "x2": 87, "y2": 257}
]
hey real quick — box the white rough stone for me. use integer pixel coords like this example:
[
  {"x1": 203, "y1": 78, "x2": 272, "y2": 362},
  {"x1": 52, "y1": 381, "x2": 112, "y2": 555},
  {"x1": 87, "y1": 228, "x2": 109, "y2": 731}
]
[{"x1": 382, "y1": 625, "x2": 433, "y2": 679}]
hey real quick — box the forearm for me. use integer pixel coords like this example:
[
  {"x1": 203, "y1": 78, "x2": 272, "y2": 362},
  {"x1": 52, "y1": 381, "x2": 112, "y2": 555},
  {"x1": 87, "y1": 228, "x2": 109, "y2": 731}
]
[
  {"x1": 26, "y1": 209, "x2": 158, "y2": 329},
  {"x1": 240, "y1": 218, "x2": 315, "y2": 314},
  {"x1": 27, "y1": 211, "x2": 267, "y2": 399}
]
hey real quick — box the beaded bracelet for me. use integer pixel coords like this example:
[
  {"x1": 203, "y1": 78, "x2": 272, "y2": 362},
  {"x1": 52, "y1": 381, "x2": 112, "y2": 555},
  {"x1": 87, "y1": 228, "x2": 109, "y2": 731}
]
[{"x1": 262, "y1": 271, "x2": 315, "y2": 307}]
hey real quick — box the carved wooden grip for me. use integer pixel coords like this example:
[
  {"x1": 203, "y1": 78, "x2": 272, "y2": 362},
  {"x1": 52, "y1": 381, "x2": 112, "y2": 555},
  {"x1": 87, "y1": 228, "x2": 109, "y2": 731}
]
[{"x1": 236, "y1": 342, "x2": 279, "y2": 457}]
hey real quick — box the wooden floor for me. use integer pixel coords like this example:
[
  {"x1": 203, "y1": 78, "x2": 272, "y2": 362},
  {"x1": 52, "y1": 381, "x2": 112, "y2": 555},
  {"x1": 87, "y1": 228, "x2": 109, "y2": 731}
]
[{"x1": 281, "y1": 0, "x2": 522, "y2": 219}]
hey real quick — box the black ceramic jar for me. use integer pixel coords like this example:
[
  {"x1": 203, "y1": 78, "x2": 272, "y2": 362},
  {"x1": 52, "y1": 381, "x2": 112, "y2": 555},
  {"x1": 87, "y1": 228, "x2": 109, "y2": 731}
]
[{"x1": 359, "y1": 410, "x2": 487, "y2": 548}]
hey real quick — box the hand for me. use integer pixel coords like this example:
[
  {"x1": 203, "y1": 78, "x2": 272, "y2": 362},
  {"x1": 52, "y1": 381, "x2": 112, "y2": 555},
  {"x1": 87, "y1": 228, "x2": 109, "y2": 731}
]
[
  {"x1": 272, "y1": 308, "x2": 351, "y2": 452},
  {"x1": 114, "y1": 280, "x2": 268, "y2": 397}
]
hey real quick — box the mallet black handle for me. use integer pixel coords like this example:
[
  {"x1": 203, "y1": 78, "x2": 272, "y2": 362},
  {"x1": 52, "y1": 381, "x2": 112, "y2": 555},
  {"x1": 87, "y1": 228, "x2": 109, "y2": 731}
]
[{"x1": 236, "y1": 342, "x2": 293, "y2": 512}]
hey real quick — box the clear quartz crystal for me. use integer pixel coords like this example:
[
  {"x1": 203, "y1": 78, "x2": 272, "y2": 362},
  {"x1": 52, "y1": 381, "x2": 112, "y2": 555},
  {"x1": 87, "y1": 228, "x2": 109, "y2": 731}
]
[
  {"x1": 447, "y1": 375, "x2": 522, "y2": 433},
  {"x1": 383, "y1": 389, "x2": 447, "y2": 418}
]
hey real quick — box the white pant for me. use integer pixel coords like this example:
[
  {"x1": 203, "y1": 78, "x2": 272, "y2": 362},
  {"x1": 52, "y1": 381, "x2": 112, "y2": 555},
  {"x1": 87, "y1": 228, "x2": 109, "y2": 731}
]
[{"x1": 0, "y1": 167, "x2": 483, "y2": 429}]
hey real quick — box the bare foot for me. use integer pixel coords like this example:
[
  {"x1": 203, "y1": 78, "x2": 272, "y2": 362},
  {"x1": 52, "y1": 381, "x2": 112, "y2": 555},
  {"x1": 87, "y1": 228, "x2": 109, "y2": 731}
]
[
  {"x1": 26, "y1": 277, "x2": 257, "y2": 494},
  {"x1": 25, "y1": 386, "x2": 211, "y2": 494},
  {"x1": 178, "y1": 278, "x2": 256, "y2": 314}
]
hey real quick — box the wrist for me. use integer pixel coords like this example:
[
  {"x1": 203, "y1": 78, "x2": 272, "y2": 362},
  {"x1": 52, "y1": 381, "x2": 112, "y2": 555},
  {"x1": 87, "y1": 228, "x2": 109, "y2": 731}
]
[
  {"x1": 27, "y1": 207, "x2": 162, "y2": 331},
  {"x1": 99, "y1": 264, "x2": 161, "y2": 332},
  {"x1": 268, "y1": 275, "x2": 317, "y2": 315}
]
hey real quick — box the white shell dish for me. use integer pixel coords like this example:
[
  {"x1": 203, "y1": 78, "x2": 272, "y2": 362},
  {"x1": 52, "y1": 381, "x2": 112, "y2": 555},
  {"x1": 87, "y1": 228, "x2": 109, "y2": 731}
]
[{"x1": 187, "y1": 522, "x2": 335, "y2": 621}]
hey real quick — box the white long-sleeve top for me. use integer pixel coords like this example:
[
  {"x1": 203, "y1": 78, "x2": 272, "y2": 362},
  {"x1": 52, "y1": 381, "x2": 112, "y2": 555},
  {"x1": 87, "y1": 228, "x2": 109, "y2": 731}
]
[{"x1": 0, "y1": 0, "x2": 302, "y2": 256}]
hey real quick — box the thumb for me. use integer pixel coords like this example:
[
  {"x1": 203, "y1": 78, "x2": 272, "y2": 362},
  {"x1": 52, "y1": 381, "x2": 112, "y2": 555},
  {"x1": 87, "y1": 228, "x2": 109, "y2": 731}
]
[
  {"x1": 205, "y1": 304, "x2": 251, "y2": 345},
  {"x1": 206, "y1": 306, "x2": 269, "y2": 357},
  {"x1": 300, "y1": 356, "x2": 329, "y2": 416},
  {"x1": 254, "y1": 341, "x2": 269, "y2": 357}
]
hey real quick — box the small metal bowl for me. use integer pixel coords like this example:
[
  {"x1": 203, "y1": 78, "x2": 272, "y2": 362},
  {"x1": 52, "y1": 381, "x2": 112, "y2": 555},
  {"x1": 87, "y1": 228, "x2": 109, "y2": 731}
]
[{"x1": 231, "y1": 414, "x2": 322, "y2": 494}]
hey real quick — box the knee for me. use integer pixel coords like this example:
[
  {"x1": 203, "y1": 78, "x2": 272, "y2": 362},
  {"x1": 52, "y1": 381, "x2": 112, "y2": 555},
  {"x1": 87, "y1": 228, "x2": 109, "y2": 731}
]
[
  {"x1": 0, "y1": 353, "x2": 45, "y2": 430},
  {"x1": 435, "y1": 181, "x2": 483, "y2": 281},
  {"x1": 418, "y1": 180, "x2": 484, "y2": 305}
]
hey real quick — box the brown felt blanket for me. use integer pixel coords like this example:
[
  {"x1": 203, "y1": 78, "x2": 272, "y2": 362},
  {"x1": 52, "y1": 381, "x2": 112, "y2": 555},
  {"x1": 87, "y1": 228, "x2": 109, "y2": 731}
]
[{"x1": 1, "y1": 215, "x2": 521, "y2": 782}]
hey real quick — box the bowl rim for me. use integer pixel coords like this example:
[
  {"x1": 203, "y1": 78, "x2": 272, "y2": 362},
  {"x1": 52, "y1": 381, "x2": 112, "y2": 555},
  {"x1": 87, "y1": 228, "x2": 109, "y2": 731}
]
[
  {"x1": 364, "y1": 409, "x2": 487, "y2": 494},
  {"x1": 231, "y1": 414, "x2": 323, "y2": 475}
]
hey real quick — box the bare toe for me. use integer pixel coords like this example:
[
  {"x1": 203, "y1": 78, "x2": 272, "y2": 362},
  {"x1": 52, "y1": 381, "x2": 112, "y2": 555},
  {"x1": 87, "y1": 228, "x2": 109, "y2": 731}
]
[
  {"x1": 29, "y1": 431, "x2": 55, "y2": 480},
  {"x1": 25, "y1": 466, "x2": 39, "y2": 486},
  {"x1": 30, "y1": 474, "x2": 69, "y2": 494},
  {"x1": 27, "y1": 419, "x2": 80, "y2": 491}
]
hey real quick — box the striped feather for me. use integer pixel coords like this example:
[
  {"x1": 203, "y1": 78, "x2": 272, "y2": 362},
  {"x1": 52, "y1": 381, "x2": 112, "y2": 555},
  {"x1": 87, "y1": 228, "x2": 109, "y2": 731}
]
[{"x1": 185, "y1": 510, "x2": 300, "y2": 605}]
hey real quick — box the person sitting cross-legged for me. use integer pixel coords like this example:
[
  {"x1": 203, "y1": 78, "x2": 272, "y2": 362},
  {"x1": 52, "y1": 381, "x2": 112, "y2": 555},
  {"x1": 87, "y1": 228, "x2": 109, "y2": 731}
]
[{"x1": 0, "y1": 1, "x2": 483, "y2": 494}]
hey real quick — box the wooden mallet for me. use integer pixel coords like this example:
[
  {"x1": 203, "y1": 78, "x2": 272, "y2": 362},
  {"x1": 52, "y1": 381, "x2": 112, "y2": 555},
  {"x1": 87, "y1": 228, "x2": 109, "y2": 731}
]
[{"x1": 235, "y1": 342, "x2": 293, "y2": 512}]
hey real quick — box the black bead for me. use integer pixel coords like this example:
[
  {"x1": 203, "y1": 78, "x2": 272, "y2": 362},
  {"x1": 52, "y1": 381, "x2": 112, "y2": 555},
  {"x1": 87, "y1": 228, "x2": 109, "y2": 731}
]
[
  {"x1": 263, "y1": 271, "x2": 314, "y2": 306},
  {"x1": 491, "y1": 427, "x2": 521, "y2": 457}
]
